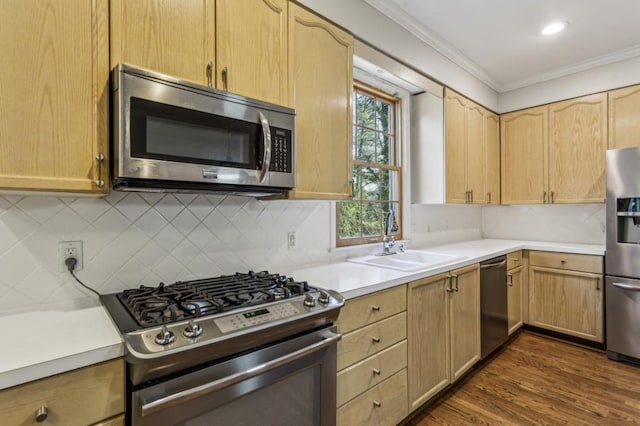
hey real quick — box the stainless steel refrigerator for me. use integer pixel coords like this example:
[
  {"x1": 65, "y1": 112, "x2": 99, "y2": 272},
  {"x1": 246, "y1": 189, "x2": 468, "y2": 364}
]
[{"x1": 605, "y1": 147, "x2": 640, "y2": 363}]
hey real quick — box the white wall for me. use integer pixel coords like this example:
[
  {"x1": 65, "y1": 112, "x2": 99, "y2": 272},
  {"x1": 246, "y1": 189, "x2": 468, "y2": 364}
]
[
  {"x1": 411, "y1": 204, "x2": 482, "y2": 248},
  {"x1": 482, "y1": 204, "x2": 605, "y2": 244},
  {"x1": 297, "y1": 0, "x2": 498, "y2": 111}
]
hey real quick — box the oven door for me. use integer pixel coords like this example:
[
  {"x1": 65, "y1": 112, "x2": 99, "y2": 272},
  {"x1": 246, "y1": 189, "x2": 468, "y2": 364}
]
[{"x1": 131, "y1": 327, "x2": 340, "y2": 426}]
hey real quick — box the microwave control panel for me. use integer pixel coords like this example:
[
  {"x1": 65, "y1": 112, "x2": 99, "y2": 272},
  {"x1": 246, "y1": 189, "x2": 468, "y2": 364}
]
[{"x1": 270, "y1": 128, "x2": 292, "y2": 173}]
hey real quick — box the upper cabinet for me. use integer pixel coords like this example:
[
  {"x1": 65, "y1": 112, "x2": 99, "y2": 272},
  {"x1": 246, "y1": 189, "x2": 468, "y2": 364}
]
[
  {"x1": 608, "y1": 85, "x2": 640, "y2": 150},
  {"x1": 0, "y1": 0, "x2": 109, "y2": 193},
  {"x1": 111, "y1": 0, "x2": 287, "y2": 105},
  {"x1": 501, "y1": 106, "x2": 548, "y2": 204},
  {"x1": 288, "y1": 4, "x2": 353, "y2": 199},
  {"x1": 110, "y1": 0, "x2": 215, "y2": 86},
  {"x1": 548, "y1": 94, "x2": 606, "y2": 203},
  {"x1": 216, "y1": 0, "x2": 288, "y2": 105},
  {"x1": 501, "y1": 94, "x2": 606, "y2": 205},
  {"x1": 445, "y1": 89, "x2": 499, "y2": 204}
]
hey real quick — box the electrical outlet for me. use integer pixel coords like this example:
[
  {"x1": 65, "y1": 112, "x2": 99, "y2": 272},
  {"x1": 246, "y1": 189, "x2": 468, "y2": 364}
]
[
  {"x1": 59, "y1": 241, "x2": 83, "y2": 272},
  {"x1": 288, "y1": 232, "x2": 296, "y2": 249}
]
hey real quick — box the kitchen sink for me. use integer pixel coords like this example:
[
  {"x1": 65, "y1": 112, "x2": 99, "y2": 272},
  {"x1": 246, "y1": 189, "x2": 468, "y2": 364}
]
[{"x1": 347, "y1": 250, "x2": 465, "y2": 272}]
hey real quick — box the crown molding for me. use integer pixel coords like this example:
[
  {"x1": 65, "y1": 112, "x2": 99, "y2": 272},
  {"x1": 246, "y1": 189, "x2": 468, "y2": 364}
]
[
  {"x1": 364, "y1": 0, "x2": 501, "y2": 91},
  {"x1": 499, "y1": 44, "x2": 640, "y2": 92}
]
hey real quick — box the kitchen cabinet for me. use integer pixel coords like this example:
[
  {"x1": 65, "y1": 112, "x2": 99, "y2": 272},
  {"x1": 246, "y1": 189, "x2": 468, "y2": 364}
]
[
  {"x1": 111, "y1": 0, "x2": 215, "y2": 86},
  {"x1": 548, "y1": 94, "x2": 606, "y2": 203},
  {"x1": 288, "y1": 3, "x2": 353, "y2": 200},
  {"x1": 0, "y1": 0, "x2": 109, "y2": 193},
  {"x1": 445, "y1": 90, "x2": 500, "y2": 204},
  {"x1": 0, "y1": 358, "x2": 124, "y2": 425},
  {"x1": 500, "y1": 106, "x2": 548, "y2": 204},
  {"x1": 528, "y1": 251, "x2": 603, "y2": 342},
  {"x1": 407, "y1": 263, "x2": 480, "y2": 410},
  {"x1": 336, "y1": 285, "x2": 408, "y2": 426},
  {"x1": 112, "y1": 0, "x2": 287, "y2": 105},
  {"x1": 506, "y1": 250, "x2": 524, "y2": 335},
  {"x1": 501, "y1": 93, "x2": 607, "y2": 204},
  {"x1": 608, "y1": 84, "x2": 640, "y2": 150},
  {"x1": 215, "y1": 0, "x2": 288, "y2": 105}
]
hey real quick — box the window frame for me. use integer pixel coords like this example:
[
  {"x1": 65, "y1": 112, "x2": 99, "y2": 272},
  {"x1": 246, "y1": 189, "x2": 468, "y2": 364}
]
[{"x1": 336, "y1": 80, "x2": 403, "y2": 247}]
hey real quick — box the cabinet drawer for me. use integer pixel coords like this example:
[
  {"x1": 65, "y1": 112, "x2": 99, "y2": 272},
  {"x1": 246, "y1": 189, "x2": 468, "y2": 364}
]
[
  {"x1": 337, "y1": 369, "x2": 408, "y2": 426},
  {"x1": 0, "y1": 358, "x2": 124, "y2": 426},
  {"x1": 529, "y1": 251, "x2": 602, "y2": 274},
  {"x1": 338, "y1": 313, "x2": 407, "y2": 370},
  {"x1": 337, "y1": 340, "x2": 407, "y2": 407},
  {"x1": 507, "y1": 250, "x2": 523, "y2": 270},
  {"x1": 337, "y1": 286, "x2": 406, "y2": 334}
]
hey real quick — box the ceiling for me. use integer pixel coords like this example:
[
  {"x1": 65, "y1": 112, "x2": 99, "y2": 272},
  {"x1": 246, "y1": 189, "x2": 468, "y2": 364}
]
[{"x1": 365, "y1": 0, "x2": 640, "y2": 92}]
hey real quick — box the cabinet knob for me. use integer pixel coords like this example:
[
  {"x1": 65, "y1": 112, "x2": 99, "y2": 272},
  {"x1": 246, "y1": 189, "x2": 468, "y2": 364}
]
[
  {"x1": 372, "y1": 368, "x2": 381, "y2": 375},
  {"x1": 372, "y1": 336, "x2": 380, "y2": 343},
  {"x1": 35, "y1": 406, "x2": 48, "y2": 422},
  {"x1": 371, "y1": 305, "x2": 380, "y2": 312},
  {"x1": 373, "y1": 400, "x2": 382, "y2": 408}
]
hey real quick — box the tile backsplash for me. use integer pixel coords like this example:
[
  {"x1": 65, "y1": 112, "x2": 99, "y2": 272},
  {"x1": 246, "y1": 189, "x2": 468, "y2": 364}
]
[
  {"x1": 0, "y1": 192, "x2": 604, "y2": 312},
  {"x1": 0, "y1": 193, "x2": 334, "y2": 312},
  {"x1": 481, "y1": 204, "x2": 606, "y2": 244}
]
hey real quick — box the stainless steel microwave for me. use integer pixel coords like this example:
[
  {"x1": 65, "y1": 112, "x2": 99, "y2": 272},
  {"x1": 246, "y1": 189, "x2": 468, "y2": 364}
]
[{"x1": 111, "y1": 64, "x2": 295, "y2": 196}]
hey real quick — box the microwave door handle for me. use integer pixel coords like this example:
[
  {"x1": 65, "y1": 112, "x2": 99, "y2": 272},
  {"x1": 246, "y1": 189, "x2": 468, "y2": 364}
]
[{"x1": 258, "y1": 111, "x2": 272, "y2": 184}]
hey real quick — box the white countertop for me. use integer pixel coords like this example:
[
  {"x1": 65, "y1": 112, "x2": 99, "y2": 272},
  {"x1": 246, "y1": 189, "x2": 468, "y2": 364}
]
[
  {"x1": 0, "y1": 238, "x2": 604, "y2": 390},
  {"x1": 0, "y1": 300, "x2": 123, "y2": 390},
  {"x1": 288, "y1": 238, "x2": 605, "y2": 299}
]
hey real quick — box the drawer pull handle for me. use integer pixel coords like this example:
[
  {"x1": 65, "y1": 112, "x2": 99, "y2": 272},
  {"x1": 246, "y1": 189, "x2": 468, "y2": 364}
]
[
  {"x1": 372, "y1": 368, "x2": 381, "y2": 375},
  {"x1": 372, "y1": 337, "x2": 380, "y2": 343},
  {"x1": 373, "y1": 400, "x2": 382, "y2": 408},
  {"x1": 371, "y1": 305, "x2": 380, "y2": 311},
  {"x1": 35, "y1": 407, "x2": 48, "y2": 422}
]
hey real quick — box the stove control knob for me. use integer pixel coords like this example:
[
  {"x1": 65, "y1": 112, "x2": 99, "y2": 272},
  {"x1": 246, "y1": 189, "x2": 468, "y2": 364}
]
[
  {"x1": 303, "y1": 293, "x2": 316, "y2": 308},
  {"x1": 183, "y1": 320, "x2": 203, "y2": 339},
  {"x1": 318, "y1": 290, "x2": 331, "y2": 305},
  {"x1": 154, "y1": 325, "x2": 176, "y2": 345}
]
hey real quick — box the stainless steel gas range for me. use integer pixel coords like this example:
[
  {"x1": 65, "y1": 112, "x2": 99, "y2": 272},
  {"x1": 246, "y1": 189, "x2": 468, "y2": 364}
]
[{"x1": 100, "y1": 271, "x2": 344, "y2": 426}]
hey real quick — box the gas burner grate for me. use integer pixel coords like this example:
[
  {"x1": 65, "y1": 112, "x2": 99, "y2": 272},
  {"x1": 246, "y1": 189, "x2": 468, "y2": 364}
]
[{"x1": 116, "y1": 271, "x2": 316, "y2": 327}]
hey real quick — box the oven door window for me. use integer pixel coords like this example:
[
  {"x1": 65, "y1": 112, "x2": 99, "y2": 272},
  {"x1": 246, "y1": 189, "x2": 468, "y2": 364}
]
[{"x1": 129, "y1": 97, "x2": 261, "y2": 170}]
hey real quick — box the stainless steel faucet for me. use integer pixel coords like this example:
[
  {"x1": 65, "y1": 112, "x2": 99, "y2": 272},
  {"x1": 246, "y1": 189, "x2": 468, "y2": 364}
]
[{"x1": 376, "y1": 209, "x2": 399, "y2": 256}]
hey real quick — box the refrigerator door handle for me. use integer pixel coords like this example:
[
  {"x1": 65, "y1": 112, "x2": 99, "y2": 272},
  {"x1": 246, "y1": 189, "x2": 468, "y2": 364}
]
[{"x1": 612, "y1": 282, "x2": 640, "y2": 291}]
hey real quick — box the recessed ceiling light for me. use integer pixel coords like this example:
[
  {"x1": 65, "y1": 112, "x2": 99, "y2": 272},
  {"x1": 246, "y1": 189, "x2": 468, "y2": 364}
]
[{"x1": 541, "y1": 21, "x2": 569, "y2": 36}]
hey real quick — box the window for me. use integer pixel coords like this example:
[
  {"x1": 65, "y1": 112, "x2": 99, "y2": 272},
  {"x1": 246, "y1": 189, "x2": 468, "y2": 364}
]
[{"x1": 337, "y1": 82, "x2": 402, "y2": 247}]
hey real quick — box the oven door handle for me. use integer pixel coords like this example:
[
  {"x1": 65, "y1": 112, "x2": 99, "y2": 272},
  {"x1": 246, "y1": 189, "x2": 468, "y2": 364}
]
[
  {"x1": 140, "y1": 330, "x2": 341, "y2": 417},
  {"x1": 258, "y1": 111, "x2": 271, "y2": 184}
]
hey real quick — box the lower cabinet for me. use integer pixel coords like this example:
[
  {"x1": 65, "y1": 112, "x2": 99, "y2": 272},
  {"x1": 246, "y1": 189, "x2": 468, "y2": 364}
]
[
  {"x1": 507, "y1": 250, "x2": 525, "y2": 335},
  {"x1": 528, "y1": 251, "x2": 604, "y2": 342},
  {"x1": 407, "y1": 263, "x2": 480, "y2": 410},
  {"x1": 0, "y1": 358, "x2": 124, "y2": 425},
  {"x1": 336, "y1": 286, "x2": 408, "y2": 426}
]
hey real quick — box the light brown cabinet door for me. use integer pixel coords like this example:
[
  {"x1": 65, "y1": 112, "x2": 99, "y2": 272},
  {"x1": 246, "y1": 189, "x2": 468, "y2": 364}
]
[
  {"x1": 548, "y1": 93, "x2": 606, "y2": 203},
  {"x1": 445, "y1": 90, "x2": 468, "y2": 203},
  {"x1": 501, "y1": 106, "x2": 548, "y2": 204},
  {"x1": 507, "y1": 266, "x2": 523, "y2": 335},
  {"x1": 0, "y1": 0, "x2": 109, "y2": 193},
  {"x1": 466, "y1": 104, "x2": 486, "y2": 204},
  {"x1": 485, "y1": 112, "x2": 500, "y2": 204},
  {"x1": 288, "y1": 4, "x2": 353, "y2": 199},
  {"x1": 407, "y1": 273, "x2": 451, "y2": 410},
  {"x1": 528, "y1": 266, "x2": 603, "y2": 342},
  {"x1": 449, "y1": 263, "x2": 481, "y2": 382},
  {"x1": 608, "y1": 85, "x2": 640, "y2": 150},
  {"x1": 111, "y1": 0, "x2": 214, "y2": 85},
  {"x1": 216, "y1": 0, "x2": 287, "y2": 105}
]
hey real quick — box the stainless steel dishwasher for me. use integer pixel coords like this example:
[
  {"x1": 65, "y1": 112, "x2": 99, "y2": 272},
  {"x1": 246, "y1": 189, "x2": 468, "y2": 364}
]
[{"x1": 480, "y1": 256, "x2": 508, "y2": 358}]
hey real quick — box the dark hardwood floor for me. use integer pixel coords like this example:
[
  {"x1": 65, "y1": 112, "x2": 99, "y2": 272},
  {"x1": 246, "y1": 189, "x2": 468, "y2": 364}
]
[{"x1": 406, "y1": 332, "x2": 640, "y2": 425}]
